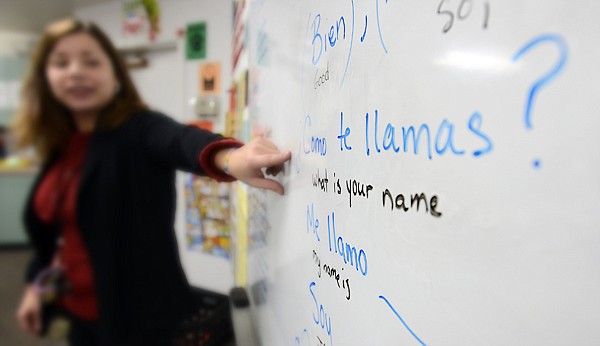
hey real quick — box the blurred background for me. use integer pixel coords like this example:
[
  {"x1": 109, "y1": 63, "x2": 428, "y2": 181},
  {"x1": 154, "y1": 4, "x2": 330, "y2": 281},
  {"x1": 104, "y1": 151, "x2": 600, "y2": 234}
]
[
  {"x1": 0, "y1": 1, "x2": 240, "y2": 344},
  {"x1": 1, "y1": 2, "x2": 109, "y2": 345}
]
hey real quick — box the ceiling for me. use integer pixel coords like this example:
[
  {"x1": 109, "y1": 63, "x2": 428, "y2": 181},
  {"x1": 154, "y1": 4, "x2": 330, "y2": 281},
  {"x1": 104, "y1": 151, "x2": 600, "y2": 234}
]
[{"x1": 0, "y1": 0, "x2": 113, "y2": 33}]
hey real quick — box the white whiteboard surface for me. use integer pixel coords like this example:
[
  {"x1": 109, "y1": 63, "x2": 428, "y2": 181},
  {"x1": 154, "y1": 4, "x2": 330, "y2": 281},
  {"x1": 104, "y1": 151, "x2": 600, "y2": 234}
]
[{"x1": 244, "y1": 1, "x2": 600, "y2": 345}]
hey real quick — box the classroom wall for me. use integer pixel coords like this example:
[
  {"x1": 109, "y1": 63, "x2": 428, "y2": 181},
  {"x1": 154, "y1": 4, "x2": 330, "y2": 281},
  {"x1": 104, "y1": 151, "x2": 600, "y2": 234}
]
[
  {"x1": 75, "y1": 0, "x2": 233, "y2": 125},
  {"x1": 0, "y1": 30, "x2": 35, "y2": 127},
  {"x1": 74, "y1": 0, "x2": 235, "y2": 293},
  {"x1": 0, "y1": 28, "x2": 39, "y2": 246},
  {"x1": 0, "y1": 31, "x2": 36, "y2": 55}
]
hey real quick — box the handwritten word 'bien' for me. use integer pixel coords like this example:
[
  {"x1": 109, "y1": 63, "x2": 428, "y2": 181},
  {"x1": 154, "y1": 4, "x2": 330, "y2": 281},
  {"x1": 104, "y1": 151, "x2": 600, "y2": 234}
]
[
  {"x1": 309, "y1": 1, "x2": 390, "y2": 87},
  {"x1": 311, "y1": 13, "x2": 347, "y2": 65}
]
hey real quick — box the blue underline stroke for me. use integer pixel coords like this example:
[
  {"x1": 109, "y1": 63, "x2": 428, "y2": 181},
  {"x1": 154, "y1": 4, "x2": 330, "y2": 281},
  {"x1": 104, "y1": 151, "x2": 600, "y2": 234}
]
[{"x1": 379, "y1": 295, "x2": 427, "y2": 346}]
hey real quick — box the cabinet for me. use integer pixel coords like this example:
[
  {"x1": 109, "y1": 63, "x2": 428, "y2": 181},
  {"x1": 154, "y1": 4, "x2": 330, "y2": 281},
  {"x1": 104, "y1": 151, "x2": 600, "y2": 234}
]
[
  {"x1": 0, "y1": 171, "x2": 35, "y2": 245},
  {"x1": 0, "y1": 54, "x2": 26, "y2": 127}
]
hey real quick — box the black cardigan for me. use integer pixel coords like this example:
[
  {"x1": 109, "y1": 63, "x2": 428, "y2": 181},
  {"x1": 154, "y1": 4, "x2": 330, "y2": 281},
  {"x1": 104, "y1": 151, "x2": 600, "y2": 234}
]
[{"x1": 24, "y1": 111, "x2": 225, "y2": 344}]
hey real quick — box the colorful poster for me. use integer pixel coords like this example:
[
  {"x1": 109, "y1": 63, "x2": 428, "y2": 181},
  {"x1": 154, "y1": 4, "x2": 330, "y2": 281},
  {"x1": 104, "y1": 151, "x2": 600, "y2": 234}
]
[
  {"x1": 186, "y1": 22, "x2": 207, "y2": 60},
  {"x1": 184, "y1": 175, "x2": 232, "y2": 259},
  {"x1": 199, "y1": 62, "x2": 221, "y2": 95},
  {"x1": 122, "y1": 0, "x2": 148, "y2": 38},
  {"x1": 122, "y1": 0, "x2": 161, "y2": 40}
]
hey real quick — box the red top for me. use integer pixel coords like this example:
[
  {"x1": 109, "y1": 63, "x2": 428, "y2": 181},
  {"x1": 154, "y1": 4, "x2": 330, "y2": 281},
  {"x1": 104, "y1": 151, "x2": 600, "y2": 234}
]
[
  {"x1": 34, "y1": 132, "x2": 97, "y2": 320},
  {"x1": 34, "y1": 133, "x2": 242, "y2": 321}
]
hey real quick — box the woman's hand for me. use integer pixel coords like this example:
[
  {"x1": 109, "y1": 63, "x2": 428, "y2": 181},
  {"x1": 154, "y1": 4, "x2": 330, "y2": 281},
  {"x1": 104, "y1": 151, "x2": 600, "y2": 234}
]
[
  {"x1": 16, "y1": 285, "x2": 42, "y2": 336},
  {"x1": 215, "y1": 137, "x2": 291, "y2": 195}
]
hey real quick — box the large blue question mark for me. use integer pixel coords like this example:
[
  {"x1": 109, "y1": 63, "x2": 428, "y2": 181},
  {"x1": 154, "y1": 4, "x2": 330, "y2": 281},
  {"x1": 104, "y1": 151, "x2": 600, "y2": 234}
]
[{"x1": 512, "y1": 34, "x2": 568, "y2": 168}]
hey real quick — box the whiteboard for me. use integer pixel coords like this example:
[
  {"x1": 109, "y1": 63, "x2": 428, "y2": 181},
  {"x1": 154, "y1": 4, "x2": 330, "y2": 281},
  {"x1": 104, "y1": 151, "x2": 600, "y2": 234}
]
[{"x1": 243, "y1": 1, "x2": 600, "y2": 345}]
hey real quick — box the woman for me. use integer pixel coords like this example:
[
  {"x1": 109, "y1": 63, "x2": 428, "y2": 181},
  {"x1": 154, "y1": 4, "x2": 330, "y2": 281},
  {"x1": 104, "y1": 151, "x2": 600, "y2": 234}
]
[{"x1": 13, "y1": 18, "x2": 290, "y2": 345}]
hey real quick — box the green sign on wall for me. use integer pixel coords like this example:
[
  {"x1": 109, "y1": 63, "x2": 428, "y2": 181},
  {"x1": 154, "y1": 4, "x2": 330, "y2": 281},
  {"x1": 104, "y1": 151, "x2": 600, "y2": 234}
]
[{"x1": 186, "y1": 22, "x2": 207, "y2": 60}]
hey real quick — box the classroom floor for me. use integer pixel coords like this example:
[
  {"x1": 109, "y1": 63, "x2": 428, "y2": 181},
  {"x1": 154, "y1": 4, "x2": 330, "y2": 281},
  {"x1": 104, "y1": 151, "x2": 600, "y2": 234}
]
[
  {"x1": 0, "y1": 248, "x2": 236, "y2": 346},
  {"x1": 0, "y1": 248, "x2": 67, "y2": 346}
]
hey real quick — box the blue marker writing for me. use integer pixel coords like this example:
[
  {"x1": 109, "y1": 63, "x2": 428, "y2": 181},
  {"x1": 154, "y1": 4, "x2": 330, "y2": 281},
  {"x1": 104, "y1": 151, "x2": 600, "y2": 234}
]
[{"x1": 379, "y1": 295, "x2": 427, "y2": 346}]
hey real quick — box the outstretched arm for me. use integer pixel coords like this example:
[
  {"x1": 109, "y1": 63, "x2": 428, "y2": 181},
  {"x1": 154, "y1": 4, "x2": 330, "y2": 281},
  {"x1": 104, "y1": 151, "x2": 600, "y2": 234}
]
[{"x1": 213, "y1": 137, "x2": 291, "y2": 195}]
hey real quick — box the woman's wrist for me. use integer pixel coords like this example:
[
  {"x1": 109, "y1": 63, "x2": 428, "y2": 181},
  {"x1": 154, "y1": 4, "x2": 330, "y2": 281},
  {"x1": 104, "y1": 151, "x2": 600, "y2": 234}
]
[{"x1": 214, "y1": 147, "x2": 236, "y2": 176}]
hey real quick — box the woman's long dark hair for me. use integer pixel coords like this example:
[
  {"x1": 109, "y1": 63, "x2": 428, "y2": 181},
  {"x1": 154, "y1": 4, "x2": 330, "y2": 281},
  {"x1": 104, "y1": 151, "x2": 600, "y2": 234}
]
[{"x1": 11, "y1": 18, "x2": 148, "y2": 160}]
